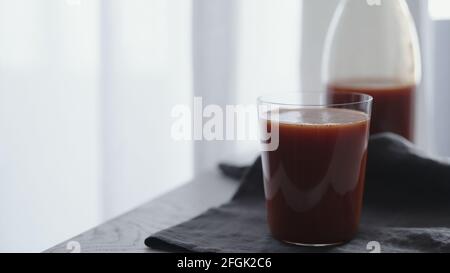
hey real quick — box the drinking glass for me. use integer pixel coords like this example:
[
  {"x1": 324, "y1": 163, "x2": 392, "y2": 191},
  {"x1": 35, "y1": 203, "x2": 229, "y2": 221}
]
[{"x1": 258, "y1": 92, "x2": 373, "y2": 246}]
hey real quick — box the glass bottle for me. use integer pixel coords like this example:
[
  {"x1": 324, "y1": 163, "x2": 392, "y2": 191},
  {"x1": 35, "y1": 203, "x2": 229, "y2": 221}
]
[{"x1": 322, "y1": 0, "x2": 421, "y2": 141}]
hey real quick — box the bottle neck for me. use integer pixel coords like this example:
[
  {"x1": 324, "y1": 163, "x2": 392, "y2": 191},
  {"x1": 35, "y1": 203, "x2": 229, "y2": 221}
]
[
  {"x1": 341, "y1": 0, "x2": 408, "y2": 12},
  {"x1": 337, "y1": 0, "x2": 413, "y2": 26}
]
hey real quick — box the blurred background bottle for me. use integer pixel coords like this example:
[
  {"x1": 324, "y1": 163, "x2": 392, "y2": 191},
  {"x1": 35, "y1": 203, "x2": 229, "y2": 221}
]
[{"x1": 322, "y1": 0, "x2": 421, "y2": 141}]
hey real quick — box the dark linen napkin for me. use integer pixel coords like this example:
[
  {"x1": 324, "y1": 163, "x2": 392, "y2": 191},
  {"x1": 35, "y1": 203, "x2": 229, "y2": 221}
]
[{"x1": 145, "y1": 133, "x2": 450, "y2": 253}]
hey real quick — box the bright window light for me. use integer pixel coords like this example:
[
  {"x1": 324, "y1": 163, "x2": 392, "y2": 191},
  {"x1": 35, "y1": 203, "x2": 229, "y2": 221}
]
[{"x1": 429, "y1": 0, "x2": 450, "y2": 20}]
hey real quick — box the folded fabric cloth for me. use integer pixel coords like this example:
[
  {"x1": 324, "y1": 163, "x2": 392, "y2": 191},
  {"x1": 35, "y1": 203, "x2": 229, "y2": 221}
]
[{"x1": 145, "y1": 133, "x2": 450, "y2": 253}]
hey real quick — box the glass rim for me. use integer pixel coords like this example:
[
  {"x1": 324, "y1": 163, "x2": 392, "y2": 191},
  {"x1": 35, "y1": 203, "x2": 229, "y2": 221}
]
[{"x1": 257, "y1": 91, "x2": 373, "y2": 108}]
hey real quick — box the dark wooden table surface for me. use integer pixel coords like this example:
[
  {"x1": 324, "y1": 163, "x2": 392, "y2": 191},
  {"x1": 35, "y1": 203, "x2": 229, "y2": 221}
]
[{"x1": 45, "y1": 170, "x2": 239, "y2": 253}]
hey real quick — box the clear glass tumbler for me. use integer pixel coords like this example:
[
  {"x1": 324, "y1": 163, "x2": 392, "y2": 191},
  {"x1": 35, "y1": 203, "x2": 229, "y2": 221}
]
[{"x1": 258, "y1": 92, "x2": 373, "y2": 246}]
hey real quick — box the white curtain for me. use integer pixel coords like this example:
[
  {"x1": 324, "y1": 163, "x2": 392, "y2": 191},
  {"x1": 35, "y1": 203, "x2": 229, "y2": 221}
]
[
  {"x1": 0, "y1": 0, "x2": 194, "y2": 252},
  {"x1": 98, "y1": 0, "x2": 193, "y2": 221},
  {"x1": 0, "y1": 0, "x2": 448, "y2": 252},
  {"x1": 193, "y1": 0, "x2": 301, "y2": 172},
  {"x1": 424, "y1": 0, "x2": 450, "y2": 156},
  {"x1": 0, "y1": 0, "x2": 101, "y2": 252}
]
